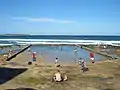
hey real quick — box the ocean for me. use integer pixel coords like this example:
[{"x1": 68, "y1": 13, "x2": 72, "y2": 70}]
[
  {"x1": 0, "y1": 35, "x2": 120, "y2": 40},
  {"x1": 0, "y1": 35, "x2": 120, "y2": 46},
  {"x1": 0, "y1": 35, "x2": 118, "y2": 62}
]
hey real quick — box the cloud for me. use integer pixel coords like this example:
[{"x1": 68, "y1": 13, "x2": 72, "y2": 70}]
[{"x1": 12, "y1": 17, "x2": 76, "y2": 24}]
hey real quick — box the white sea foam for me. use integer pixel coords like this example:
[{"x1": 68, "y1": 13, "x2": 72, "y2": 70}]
[
  {"x1": 0, "y1": 39, "x2": 120, "y2": 46},
  {"x1": 17, "y1": 42, "x2": 97, "y2": 45},
  {"x1": 0, "y1": 44, "x2": 13, "y2": 46}
]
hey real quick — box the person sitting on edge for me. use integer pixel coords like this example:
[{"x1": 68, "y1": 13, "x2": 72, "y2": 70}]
[
  {"x1": 4, "y1": 54, "x2": 9, "y2": 59},
  {"x1": 52, "y1": 70, "x2": 62, "y2": 82},
  {"x1": 62, "y1": 73, "x2": 68, "y2": 81},
  {"x1": 52, "y1": 70, "x2": 67, "y2": 82}
]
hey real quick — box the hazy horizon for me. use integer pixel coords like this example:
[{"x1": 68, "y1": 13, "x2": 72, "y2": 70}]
[{"x1": 1, "y1": 33, "x2": 120, "y2": 36}]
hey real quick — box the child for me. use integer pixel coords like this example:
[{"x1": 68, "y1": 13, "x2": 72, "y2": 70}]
[
  {"x1": 81, "y1": 60, "x2": 89, "y2": 72},
  {"x1": 78, "y1": 58, "x2": 82, "y2": 65},
  {"x1": 55, "y1": 57, "x2": 61, "y2": 67},
  {"x1": 55, "y1": 57, "x2": 58, "y2": 64}
]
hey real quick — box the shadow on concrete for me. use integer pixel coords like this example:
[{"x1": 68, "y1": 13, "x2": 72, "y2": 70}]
[
  {"x1": 0, "y1": 67, "x2": 27, "y2": 84},
  {"x1": 7, "y1": 88, "x2": 37, "y2": 90}
]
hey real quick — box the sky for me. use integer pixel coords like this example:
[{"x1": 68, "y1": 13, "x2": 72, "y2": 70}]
[{"x1": 0, "y1": 0, "x2": 120, "y2": 35}]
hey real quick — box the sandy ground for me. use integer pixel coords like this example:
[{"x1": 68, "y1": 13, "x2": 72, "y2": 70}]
[{"x1": 0, "y1": 49, "x2": 120, "y2": 90}]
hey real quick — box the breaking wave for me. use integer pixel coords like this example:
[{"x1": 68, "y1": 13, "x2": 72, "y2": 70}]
[{"x1": 0, "y1": 39, "x2": 120, "y2": 46}]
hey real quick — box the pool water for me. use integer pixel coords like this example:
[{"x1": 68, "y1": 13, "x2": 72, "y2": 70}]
[{"x1": 27, "y1": 45, "x2": 105, "y2": 64}]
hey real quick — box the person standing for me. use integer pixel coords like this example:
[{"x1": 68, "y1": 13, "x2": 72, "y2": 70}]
[
  {"x1": 90, "y1": 52, "x2": 95, "y2": 63},
  {"x1": 9, "y1": 49, "x2": 12, "y2": 57},
  {"x1": 74, "y1": 48, "x2": 78, "y2": 63},
  {"x1": 32, "y1": 52, "x2": 37, "y2": 64},
  {"x1": 55, "y1": 57, "x2": 61, "y2": 67},
  {"x1": 81, "y1": 60, "x2": 88, "y2": 72},
  {"x1": 28, "y1": 48, "x2": 31, "y2": 53},
  {"x1": 78, "y1": 58, "x2": 82, "y2": 65},
  {"x1": 27, "y1": 48, "x2": 32, "y2": 65},
  {"x1": 55, "y1": 57, "x2": 58, "y2": 64}
]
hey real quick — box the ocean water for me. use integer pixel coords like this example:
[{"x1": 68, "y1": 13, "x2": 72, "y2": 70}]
[
  {"x1": 0, "y1": 35, "x2": 120, "y2": 40},
  {"x1": 0, "y1": 35, "x2": 120, "y2": 46},
  {"x1": 0, "y1": 35, "x2": 119, "y2": 62}
]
